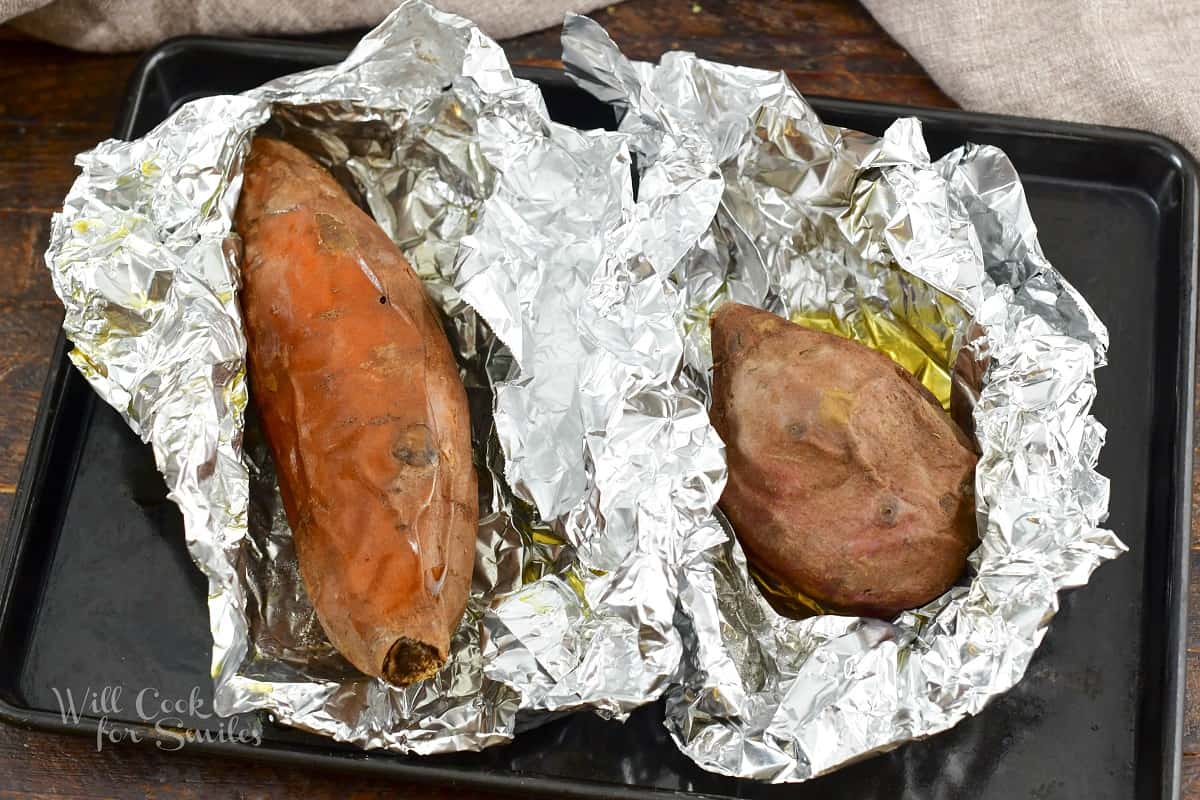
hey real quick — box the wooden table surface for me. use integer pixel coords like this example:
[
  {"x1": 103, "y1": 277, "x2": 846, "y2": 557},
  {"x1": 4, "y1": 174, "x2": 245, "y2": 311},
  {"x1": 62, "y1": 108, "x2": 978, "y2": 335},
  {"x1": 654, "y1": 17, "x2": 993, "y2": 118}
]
[{"x1": 0, "y1": 0, "x2": 1194, "y2": 797}]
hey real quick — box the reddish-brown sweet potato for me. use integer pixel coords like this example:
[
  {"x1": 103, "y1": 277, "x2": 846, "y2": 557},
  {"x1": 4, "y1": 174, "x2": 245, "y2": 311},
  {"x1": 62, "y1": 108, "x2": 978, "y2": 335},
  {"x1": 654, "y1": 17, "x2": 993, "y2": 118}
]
[
  {"x1": 709, "y1": 303, "x2": 978, "y2": 618},
  {"x1": 235, "y1": 138, "x2": 477, "y2": 685}
]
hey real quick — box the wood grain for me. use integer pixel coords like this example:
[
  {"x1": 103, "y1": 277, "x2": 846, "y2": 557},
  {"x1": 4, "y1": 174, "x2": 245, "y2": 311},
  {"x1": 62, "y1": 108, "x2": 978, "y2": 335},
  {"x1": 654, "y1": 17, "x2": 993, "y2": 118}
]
[
  {"x1": 0, "y1": 123, "x2": 116, "y2": 212},
  {"x1": 0, "y1": 0, "x2": 1190, "y2": 797},
  {"x1": 1186, "y1": 756, "x2": 1200, "y2": 800},
  {"x1": 0, "y1": 303, "x2": 61, "y2": 481},
  {"x1": 505, "y1": 0, "x2": 953, "y2": 107},
  {"x1": 0, "y1": 211, "x2": 56, "y2": 303},
  {"x1": 0, "y1": 210, "x2": 66, "y2": 565},
  {"x1": 0, "y1": 722, "x2": 509, "y2": 800},
  {"x1": 0, "y1": 39, "x2": 136, "y2": 124}
]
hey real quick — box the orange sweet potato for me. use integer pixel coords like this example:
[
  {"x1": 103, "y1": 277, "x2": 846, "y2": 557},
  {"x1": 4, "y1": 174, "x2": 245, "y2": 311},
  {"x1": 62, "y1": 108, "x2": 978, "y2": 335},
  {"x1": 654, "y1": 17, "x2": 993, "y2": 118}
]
[
  {"x1": 709, "y1": 303, "x2": 978, "y2": 618},
  {"x1": 235, "y1": 138, "x2": 477, "y2": 685}
]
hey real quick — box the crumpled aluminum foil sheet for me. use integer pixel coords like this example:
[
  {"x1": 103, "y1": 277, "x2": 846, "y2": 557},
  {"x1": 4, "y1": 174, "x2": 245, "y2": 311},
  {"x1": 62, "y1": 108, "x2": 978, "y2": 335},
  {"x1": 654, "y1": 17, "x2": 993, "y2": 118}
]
[
  {"x1": 43, "y1": 0, "x2": 1127, "y2": 779},
  {"x1": 563, "y1": 15, "x2": 1126, "y2": 782},
  {"x1": 44, "y1": 0, "x2": 726, "y2": 753}
]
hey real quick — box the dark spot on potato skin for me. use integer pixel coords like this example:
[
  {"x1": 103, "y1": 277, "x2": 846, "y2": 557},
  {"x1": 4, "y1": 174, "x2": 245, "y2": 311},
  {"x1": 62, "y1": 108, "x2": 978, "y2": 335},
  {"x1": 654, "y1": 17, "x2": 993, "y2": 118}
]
[
  {"x1": 787, "y1": 421, "x2": 808, "y2": 440},
  {"x1": 879, "y1": 496, "x2": 901, "y2": 527},
  {"x1": 392, "y1": 424, "x2": 438, "y2": 467},
  {"x1": 296, "y1": 506, "x2": 315, "y2": 530},
  {"x1": 728, "y1": 331, "x2": 744, "y2": 356}
]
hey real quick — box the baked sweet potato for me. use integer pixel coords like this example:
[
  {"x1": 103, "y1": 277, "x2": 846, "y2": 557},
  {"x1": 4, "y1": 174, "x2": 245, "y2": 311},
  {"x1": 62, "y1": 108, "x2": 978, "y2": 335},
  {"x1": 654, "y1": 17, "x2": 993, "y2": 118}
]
[
  {"x1": 235, "y1": 138, "x2": 477, "y2": 685},
  {"x1": 709, "y1": 303, "x2": 978, "y2": 618}
]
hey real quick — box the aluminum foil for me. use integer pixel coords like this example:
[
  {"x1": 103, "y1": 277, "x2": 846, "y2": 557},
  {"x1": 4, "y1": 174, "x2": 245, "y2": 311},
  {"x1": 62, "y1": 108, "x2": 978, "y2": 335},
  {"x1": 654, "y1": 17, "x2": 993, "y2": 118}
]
[
  {"x1": 44, "y1": 0, "x2": 726, "y2": 753},
  {"x1": 563, "y1": 15, "x2": 1126, "y2": 782},
  {"x1": 43, "y1": 0, "x2": 1126, "y2": 780}
]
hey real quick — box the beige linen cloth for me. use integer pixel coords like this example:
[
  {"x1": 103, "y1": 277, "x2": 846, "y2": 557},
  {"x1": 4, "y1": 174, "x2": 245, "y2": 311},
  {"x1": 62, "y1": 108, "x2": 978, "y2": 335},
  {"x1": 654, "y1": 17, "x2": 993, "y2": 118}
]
[
  {"x1": 861, "y1": 0, "x2": 1200, "y2": 158},
  {"x1": 0, "y1": 0, "x2": 612, "y2": 50},
  {"x1": 4, "y1": 0, "x2": 1197, "y2": 158}
]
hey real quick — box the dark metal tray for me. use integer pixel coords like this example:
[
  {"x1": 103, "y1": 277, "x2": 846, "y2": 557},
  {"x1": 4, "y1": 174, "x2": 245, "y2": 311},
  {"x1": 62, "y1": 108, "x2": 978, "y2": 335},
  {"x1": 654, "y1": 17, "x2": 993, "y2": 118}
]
[{"x1": 0, "y1": 36, "x2": 1195, "y2": 800}]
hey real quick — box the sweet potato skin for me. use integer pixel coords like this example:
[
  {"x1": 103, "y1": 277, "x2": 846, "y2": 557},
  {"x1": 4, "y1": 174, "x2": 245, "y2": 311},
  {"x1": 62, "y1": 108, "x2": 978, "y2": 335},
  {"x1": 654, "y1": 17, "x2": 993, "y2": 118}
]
[
  {"x1": 710, "y1": 303, "x2": 978, "y2": 618},
  {"x1": 235, "y1": 138, "x2": 477, "y2": 685}
]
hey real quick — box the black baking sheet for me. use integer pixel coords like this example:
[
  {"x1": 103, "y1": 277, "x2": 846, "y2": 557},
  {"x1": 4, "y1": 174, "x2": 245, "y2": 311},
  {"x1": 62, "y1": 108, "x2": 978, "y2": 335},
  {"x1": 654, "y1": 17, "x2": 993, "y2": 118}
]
[{"x1": 0, "y1": 36, "x2": 1194, "y2": 800}]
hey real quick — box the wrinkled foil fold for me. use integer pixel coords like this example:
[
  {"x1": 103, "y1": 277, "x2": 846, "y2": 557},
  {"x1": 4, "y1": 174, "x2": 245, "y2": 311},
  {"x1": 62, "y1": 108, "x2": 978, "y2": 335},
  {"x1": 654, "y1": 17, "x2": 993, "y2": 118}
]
[
  {"x1": 45, "y1": 0, "x2": 1124, "y2": 783},
  {"x1": 45, "y1": 1, "x2": 724, "y2": 754},
  {"x1": 563, "y1": 15, "x2": 1124, "y2": 782}
]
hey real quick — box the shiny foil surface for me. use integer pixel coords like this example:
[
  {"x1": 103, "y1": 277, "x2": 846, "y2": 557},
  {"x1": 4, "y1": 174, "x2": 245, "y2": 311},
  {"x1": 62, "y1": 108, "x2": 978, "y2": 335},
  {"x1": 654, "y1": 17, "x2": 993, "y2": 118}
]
[
  {"x1": 44, "y1": 1, "x2": 725, "y2": 754},
  {"x1": 43, "y1": 0, "x2": 1124, "y2": 782},
  {"x1": 563, "y1": 15, "x2": 1124, "y2": 782}
]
